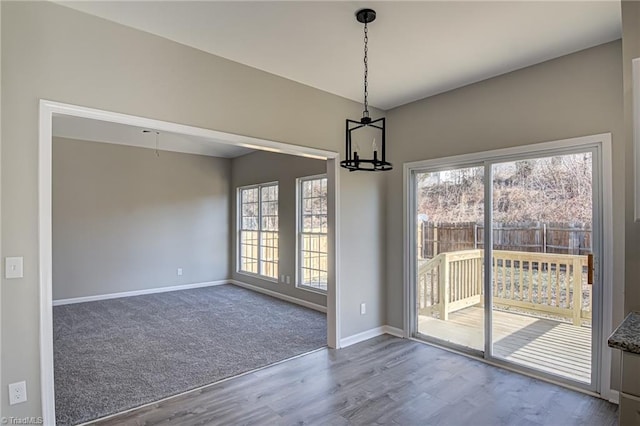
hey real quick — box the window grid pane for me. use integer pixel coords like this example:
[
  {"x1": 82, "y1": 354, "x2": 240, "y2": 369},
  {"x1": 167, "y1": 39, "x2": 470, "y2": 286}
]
[
  {"x1": 240, "y1": 230, "x2": 259, "y2": 274},
  {"x1": 260, "y1": 231, "x2": 279, "y2": 279},
  {"x1": 238, "y1": 183, "x2": 279, "y2": 279},
  {"x1": 299, "y1": 177, "x2": 328, "y2": 292},
  {"x1": 300, "y1": 234, "x2": 328, "y2": 291}
]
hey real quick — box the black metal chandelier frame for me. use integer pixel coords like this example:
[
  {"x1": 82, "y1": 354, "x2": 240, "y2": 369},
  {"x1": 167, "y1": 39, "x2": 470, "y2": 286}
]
[{"x1": 340, "y1": 8, "x2": 392, "y2": 172}]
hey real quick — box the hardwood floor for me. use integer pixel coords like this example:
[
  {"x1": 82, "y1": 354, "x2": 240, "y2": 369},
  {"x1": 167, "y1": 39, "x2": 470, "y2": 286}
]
[{"x1": 94, "y1": 335, "x2": 617, "y2": 426}]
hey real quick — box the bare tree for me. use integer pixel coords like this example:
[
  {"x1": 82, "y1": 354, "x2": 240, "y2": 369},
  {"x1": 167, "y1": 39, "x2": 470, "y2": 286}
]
[{"x1": 417, "y1": 153, "x2": 592, "y2": 224}]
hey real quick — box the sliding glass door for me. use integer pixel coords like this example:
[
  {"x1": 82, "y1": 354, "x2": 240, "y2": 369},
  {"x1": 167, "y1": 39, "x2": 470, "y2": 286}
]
[
  {"x1": 414, "y1": 166, "x2": 485, "y2": 352},
  {"x1": 490, "y1": 153, "x2": 594, "y2": 384},
  {"x1": 410, "y1": 143, "x2": 601, "y2": 392}
]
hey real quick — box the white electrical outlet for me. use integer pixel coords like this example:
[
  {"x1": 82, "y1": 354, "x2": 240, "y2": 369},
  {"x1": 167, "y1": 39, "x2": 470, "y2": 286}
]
[
  {"x1": 286, "y1": 275, "x2": 291, "y2": 284},
  {"x1": 8, "y1": 381, "x2": 27, "y2": 405},
  {"x1": 360, "y1": 303, "x2": 366, "y2": 315},
  {"x1": 177, "y1": 268, "x2": 183, "y2": 276},
  {"x1": 281, "y1": 275, "x2": 285, "y2": 283}
]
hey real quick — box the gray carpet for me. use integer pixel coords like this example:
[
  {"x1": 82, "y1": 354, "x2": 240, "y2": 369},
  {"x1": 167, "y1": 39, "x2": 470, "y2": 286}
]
[{"x1": 53, "y1": 284, "x2": 327, "y2": 426}]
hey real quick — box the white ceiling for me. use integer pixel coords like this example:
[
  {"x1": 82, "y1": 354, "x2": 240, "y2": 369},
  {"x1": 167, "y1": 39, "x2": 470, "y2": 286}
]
[
  {"x1": 53, "y1": 115, "x2": 255, "y2": 158},
  {"x1": 57, "y1": 1, "x2": 621, "y2": 110}
]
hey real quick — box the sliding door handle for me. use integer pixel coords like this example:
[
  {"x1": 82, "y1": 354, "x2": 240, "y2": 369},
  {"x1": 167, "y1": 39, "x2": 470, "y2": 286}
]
[{"x1": 587, "y1": 254, "x2": 594, "y2": 285}]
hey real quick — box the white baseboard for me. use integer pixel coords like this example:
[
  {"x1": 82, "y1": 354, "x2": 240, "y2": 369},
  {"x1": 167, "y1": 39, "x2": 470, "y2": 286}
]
[
  {"x1": 384, "y1": 325, "x2": 405, "y2": 338},
  {"x1": 340, "y1": 326, "x2": 386, "y2": 348},
  {"x1": 229, "y1": 279, "x2": 327, "y2": 313},
  {"x1": 52, "y1": 280, "x2": 228, "y2": 306},
  {"x1": 339, "y1": 325, "x2": 405, "y2": 348}
]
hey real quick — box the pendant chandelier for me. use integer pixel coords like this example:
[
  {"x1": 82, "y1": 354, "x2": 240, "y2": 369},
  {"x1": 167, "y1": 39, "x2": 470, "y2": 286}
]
[{"x1": 340, "y1": 8, "x2": 392, "y2": 172}]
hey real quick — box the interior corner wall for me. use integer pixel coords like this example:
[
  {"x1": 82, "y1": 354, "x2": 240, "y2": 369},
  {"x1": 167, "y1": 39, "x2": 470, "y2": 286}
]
[
  {"x1": 623, "y1": 1, "x2": 640, "y2": 315},
  {"x1": 1, "y1": 1, "x2": 387, "y2": 417},
  {"x1": 52, "y1": 137, "x2": 231, "y2": 301},
  {"x1": 386, "y1": 41, "x2": 625, "y2": 388},
  {"x1": 229, "y1": 150, "x2": 327, "y2": 307}
]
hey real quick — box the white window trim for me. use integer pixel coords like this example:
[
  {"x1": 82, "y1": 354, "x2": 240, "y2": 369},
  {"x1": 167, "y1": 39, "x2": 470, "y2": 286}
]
[
  {"x1": 237, "y1": 181, "x2": 279, "y2": 281},
  {"x1": 633, "y1": 58, "x2": 640, "y2": 221},
  {"x1": 296, "y1": 174, "x2": 328, "y2": 294}
]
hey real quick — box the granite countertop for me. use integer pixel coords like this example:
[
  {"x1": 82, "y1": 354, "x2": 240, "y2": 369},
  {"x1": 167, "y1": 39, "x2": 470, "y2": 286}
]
[{"x1": 608, "y1": 312, "x2": 640, "y2": 354}]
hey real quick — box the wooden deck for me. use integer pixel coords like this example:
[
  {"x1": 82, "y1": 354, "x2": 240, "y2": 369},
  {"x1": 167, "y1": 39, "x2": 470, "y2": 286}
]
[{"x1": 418, "y1": 306, "x2": 591, "y2": 383}]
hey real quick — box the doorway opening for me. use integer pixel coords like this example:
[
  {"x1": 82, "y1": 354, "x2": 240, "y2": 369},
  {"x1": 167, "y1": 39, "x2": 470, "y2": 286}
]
[{"x1": 39, "y1": 100, "x2": 341, "y2": 425}]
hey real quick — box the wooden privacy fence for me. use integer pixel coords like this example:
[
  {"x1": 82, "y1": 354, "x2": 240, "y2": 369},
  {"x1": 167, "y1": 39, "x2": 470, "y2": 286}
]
[
  {"x1": 418, "y1": 222, "x2": 591, "y2": 259},
  {"x1": 417, "y1": 249, "x2": 591, "y2": 326}
]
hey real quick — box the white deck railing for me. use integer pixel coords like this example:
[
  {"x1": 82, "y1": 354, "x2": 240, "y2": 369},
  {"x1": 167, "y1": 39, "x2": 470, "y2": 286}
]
[{"x1": 418, "y1": 249, "x2": 590, "y2": 326}]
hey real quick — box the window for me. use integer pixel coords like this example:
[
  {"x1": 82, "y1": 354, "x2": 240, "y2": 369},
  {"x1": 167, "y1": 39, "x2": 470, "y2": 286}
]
[
  {"x1": 239, "y1": 183, "x2": 278, "y2": 280},
  {"x1": 298, "y1": 176, "x2": 328, "y2": 292}
]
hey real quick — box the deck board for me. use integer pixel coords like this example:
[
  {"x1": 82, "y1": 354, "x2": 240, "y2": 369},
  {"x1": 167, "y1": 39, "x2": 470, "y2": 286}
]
[{"x1": 418, "y1": 306, "x2": 591, "y2": 383}]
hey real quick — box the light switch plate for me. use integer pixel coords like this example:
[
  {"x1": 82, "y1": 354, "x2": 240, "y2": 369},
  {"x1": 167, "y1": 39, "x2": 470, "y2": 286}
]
[{"x1": 5, "y1": 257, "x2": 24, "y2": 279}]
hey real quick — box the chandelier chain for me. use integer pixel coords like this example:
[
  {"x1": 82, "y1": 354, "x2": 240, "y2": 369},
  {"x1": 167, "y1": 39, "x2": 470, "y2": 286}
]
[{"x1": 363, "y1": 21, "x2": 369, "y2": 119}]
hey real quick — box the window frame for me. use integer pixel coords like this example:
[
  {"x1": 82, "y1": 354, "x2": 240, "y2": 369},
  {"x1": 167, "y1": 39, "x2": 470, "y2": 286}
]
[
  {"x1": 296, "y1": 174, "x2": 329, "y2": 294},
  {"x1": 237, "y1": 181, "x2": 279, "y2": 282}
]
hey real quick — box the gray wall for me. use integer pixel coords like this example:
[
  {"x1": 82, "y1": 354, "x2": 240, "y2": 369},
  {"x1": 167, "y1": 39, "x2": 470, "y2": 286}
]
[
  {"x1": 230, "y1": 151, "x2": 327, "y2": 307},
  {"x1": 1, "y1": 2, "x2": 386, "y2": 417},
  {"x1": 621, "y1": 0, "x2": 640, "y2": 391},
  {"x1": 52, "y1": 137, "x2": 230, "y2": 300},
  {"x1": 385, "y1": 41, "x2": 625, "y2": 387},
  {"x1": 623, "y1": 1, "x2": 640, "y2": 315}
]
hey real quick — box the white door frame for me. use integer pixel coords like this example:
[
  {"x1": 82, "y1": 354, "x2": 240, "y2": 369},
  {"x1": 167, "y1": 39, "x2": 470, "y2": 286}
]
[
  {"x1": 38, "y1": 99, "x2": 341, "y2": 424},
  {"x1": 403, "y1": 133, "x2": 615, "y2": 401}
]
